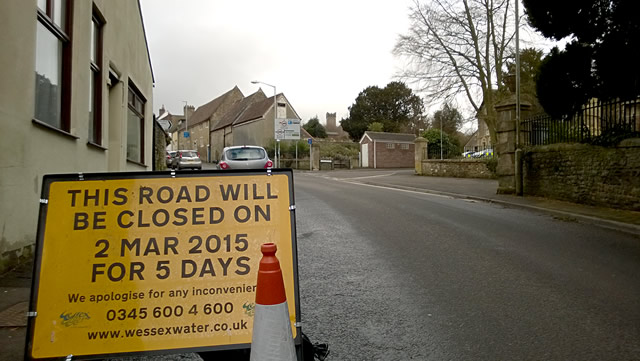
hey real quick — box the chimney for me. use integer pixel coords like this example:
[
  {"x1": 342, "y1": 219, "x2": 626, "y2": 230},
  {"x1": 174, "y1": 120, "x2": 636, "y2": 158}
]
[{"x1": 184, "y1": 104, "x2": 195, "y2": 119}]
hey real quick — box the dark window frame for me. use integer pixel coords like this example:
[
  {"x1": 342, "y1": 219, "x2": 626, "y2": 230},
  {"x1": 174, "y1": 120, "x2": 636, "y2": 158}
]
[
  {"x1": 89, "y1": 5, "x2": 105, "y2": 146},
  {"x1": 127, "y1": 81, "x2": 146, "y2": 164},
  {"x1": 34, "y1": 0, "x2": 73, "y2": 132}
]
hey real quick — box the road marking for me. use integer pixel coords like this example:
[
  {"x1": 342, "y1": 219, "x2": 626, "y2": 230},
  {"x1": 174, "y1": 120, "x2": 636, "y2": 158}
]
[
  {"x1": 340, "y1": 172, "x2": 399, "y2": 180},
  {"x1": 306, "y1": 171, "x2": 399, "y2": 181},
  {"x1": 342, "y1": 180, "x2": 454, "y2": 199}
]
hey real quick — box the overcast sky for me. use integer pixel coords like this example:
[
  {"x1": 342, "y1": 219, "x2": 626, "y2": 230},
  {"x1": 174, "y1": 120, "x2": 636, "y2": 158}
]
[{"x1": 139, "y1": 0, "x2": 415, "y2": 125}]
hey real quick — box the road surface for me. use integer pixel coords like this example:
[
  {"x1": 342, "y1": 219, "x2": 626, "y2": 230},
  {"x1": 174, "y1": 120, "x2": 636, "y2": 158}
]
[{"x1": 294, "y1": 171, "x2": 640, "y2": 360}]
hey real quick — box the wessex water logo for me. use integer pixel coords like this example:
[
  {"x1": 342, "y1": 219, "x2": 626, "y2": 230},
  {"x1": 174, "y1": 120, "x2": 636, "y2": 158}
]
[{"x1": 60, "y1": 311, "x2": 91, "y2": 327}]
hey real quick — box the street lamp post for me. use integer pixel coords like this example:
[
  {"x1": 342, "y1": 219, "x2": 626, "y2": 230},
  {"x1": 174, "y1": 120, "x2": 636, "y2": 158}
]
[
  {"x1": 440, "y1": 115, "x2": 443, "y2": 160},
  {"x1": 251, "y1": 80, "x2": 278, "y2": 167},
  {"x1": 515, "y1": 1, "x2": 521, "y2": 149},
  {"x1": 183, "y1": 100, "x2": 190, "y2": 150}
]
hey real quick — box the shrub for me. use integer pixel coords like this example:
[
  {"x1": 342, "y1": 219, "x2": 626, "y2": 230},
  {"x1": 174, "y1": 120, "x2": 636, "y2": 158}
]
[{"x1": 484, "y1": 157, "x2": 498, "y2": 175}]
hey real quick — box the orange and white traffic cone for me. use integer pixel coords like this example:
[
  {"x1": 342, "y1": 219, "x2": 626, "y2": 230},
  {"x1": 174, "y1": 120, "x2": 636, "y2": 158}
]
[{"x1": 250, "y1": 243, "x2": 297, "y2": 361}]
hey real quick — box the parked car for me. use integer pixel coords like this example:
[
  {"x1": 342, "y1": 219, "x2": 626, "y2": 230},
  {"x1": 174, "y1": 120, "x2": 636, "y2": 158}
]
[
  {"x1": 472, "y1": 148, "x2": 494, "y2": 158},
  {"x1": 217, "y1": 145, "x2": 272, "y2": 170},
  {"x1": 166, "y1": 151, "x2": 177, "y2": 168},
  {"x1": 462, "y1": 151, "x2": 474, "y2": 158},
  {"x1": 173, "y1": 150, "x2": 202, "y2": 170}
]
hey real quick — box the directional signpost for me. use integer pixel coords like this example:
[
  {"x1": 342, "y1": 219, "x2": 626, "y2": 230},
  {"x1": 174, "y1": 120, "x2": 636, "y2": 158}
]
[{"x1": 26, "y1": 170, "x2": 301, "y2": 360}]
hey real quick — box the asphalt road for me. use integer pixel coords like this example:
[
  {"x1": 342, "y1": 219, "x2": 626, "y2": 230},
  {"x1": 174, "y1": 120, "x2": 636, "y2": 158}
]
[
  {"x1": 6, "y1": 168, "x2": 639, "y2": 361},
  {"x1": 294, "y1": 171, "x2": 640, "y2": 360}
]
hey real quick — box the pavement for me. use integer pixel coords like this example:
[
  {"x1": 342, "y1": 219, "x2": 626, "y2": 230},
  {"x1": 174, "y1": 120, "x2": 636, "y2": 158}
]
[{"x1": 2, "y1": 168, "x2": 638, "y2": 360}]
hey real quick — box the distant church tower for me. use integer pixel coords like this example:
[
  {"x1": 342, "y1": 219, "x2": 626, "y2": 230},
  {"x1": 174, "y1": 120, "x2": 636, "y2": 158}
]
[{"x1": 325, "y1": 112, "x2": 347, "y2": 139}]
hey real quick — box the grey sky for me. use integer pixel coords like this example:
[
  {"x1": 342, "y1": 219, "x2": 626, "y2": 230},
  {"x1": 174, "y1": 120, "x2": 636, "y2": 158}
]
[{"x1": 140, "y1": 0, "x2": 414, "y2": 125}]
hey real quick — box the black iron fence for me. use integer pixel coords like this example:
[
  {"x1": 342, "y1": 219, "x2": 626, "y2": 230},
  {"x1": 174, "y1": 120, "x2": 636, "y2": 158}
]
[
  {"x1": 427, "y1": 146, "x2": 455, "y2": 159},
  {"x1": 522, "y1": 98, "x2": 640, "y2": 146}
]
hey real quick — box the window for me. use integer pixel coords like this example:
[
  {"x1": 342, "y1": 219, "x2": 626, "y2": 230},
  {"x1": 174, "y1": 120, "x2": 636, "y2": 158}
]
[
  {"x1": 226, "y1": 147, "x2": 266, "y2": 160},
  {"x1": 35, "y1": 0, "x2": 71, "y2": 131},
  {"x1": 386, "y1": 143, "x2": 395, "y2": 149},
  {"x1": 277, "y1": 102, "x2": 287, "y2": 119},
  {"x1": 400, "y1": 143, "x2": 410, "y2": 150},
  {"x1": 127, "y1": 83, "x2": 145, "y2": 163},
  {"x1": 89, "y1": 8, "x2": 105, "y2": 145}
]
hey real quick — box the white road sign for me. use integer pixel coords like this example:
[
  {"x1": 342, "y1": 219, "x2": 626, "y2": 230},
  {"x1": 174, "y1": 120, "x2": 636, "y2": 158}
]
[{"x1": 274, "y1": 118, "x2": 301, "y2": 140}]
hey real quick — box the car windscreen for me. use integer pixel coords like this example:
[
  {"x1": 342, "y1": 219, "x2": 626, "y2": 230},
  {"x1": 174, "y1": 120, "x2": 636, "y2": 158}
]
[
  {"x1": 181, "y1": 151, "x2": 197, "y2": 157},
  {"x1": 226, "y1": 148, "x2": 265, "y2": 161}
]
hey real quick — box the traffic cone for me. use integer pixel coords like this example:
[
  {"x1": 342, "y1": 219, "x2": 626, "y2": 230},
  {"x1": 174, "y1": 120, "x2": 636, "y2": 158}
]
[{"x1": 250, "y1": 243, "x2": 297, "y2": 361}]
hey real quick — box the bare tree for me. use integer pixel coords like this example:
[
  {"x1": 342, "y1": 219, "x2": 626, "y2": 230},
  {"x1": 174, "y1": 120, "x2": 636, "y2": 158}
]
[{"x1": 394, "y1": 0, "x2": 516, "y2": 146}]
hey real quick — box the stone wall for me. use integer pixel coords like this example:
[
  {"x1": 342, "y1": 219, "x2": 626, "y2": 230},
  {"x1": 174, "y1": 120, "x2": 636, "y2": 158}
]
[
  {"x1": 523, "y1": 139, "x2": 640, "y2": 211},
  {"x1": 154, "y1": 121, "x2": 169, "y2": 170},
  {"x1": 421, "y1": 159, "x2": 495, "y2": 179}
]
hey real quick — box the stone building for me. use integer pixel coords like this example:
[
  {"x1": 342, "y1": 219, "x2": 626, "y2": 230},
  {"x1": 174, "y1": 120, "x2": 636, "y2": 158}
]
[
  {"x1": 325, "y1": 112, "x2": 349, "y2": 139},
  {"x1": 207, "y1": 87, "x2": 301, "y2": 162},
  {"x1": 209, "y1": 88, "x2": 266, "y2": 161}
]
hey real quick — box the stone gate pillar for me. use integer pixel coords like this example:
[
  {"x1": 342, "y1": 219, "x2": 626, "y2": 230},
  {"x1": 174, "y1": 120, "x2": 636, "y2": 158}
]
[
  {"x1": 495, "y1": 98, "x2": 531, "y2": 194},
  {"x1": 414, "y1": 137, "x2": 427, "y2": 175}
]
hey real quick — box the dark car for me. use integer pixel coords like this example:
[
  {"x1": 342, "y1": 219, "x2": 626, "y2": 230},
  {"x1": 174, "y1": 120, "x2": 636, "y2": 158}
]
[
  {"x1": 172, "y1": 150, "x2": 202, "y2": 170},
  {"x1": 216, "y1": 145, "x2": 272, "y2": 170},
  {"x1": 166, "y1": 151, "x2": 177, "y2": 168}
]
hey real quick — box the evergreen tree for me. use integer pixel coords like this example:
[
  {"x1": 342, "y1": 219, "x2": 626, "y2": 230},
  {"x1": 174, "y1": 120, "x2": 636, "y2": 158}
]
[
  {"x1": 524, "y1": 0, "x2": 640, "y2": 116},
  {"x1": 342, "y1": 81, "x2": 424, "y2": 141},
  {"x1": 303, "y1": 116, "x2": 327, "y2": 138}
]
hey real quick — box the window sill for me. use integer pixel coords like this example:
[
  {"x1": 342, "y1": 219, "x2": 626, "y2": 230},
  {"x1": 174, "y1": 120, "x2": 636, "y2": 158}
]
[
  {"x1": 126, "y1": 159, "x2": 147, "y2": 168},
  {"x1": 32, "y1": 119, "x2": 79, "y2": 139},
  {"x1": 87, "y1": 141, "x2": 107, "y2": 151}
]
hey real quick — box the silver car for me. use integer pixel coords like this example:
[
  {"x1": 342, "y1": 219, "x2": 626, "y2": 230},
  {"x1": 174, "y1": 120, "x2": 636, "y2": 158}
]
[
  {"x1": 217, "y1": 145, "x2": 272, "y2": 170},
  {"x1": 166, "y1": 151, "x2": 177, "y2": 168},
  {"x1": 173, "y1": 150, "x2": 202, "y2": 170}
]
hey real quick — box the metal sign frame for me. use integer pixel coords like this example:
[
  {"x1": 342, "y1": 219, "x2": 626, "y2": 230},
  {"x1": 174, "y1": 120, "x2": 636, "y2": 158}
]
[{"x1": 25, "y1": 169, "x2": 301, "y2": 360}]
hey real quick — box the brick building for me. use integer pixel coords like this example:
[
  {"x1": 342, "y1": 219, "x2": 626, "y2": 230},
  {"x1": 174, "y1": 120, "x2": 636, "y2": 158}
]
[{"x1": 359, "y1": 131, "x2": 416, "y2": 168}]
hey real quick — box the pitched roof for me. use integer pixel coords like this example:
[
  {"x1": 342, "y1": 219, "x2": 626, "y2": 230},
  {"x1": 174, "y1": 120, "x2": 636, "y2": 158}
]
[
  {"x1": 361, "y1": 131, "x2": 417, "y2": 143},
  {"x1": 213, "y1": 90, "x2": 267, "y2": 131},
  {"x1": 233, "y1": 93, "x2": 302, "y2": 127},
  {"x1": 188, "y1": 86, "x2": 243, "y2": 127},
  {"x1": 233, "y1": 95, "x2": 276, "y2": 126}
]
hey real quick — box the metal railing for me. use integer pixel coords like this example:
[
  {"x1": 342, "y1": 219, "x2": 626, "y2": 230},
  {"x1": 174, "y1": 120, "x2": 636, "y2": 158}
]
[{"x1": 522, "y1": 98, "x2": 640, "y2": 146}]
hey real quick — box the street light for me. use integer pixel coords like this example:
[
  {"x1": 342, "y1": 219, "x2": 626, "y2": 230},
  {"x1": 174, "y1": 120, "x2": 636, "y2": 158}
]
[
  {"x1": 183, "y1": 100, "x2": 190, "y2": 149},
  {"x1": 251, "y1": 80, "x2": 278, "y2": 167},
  {"x1": 440, "y1": 114, "x2": 443, "y2": 160}
]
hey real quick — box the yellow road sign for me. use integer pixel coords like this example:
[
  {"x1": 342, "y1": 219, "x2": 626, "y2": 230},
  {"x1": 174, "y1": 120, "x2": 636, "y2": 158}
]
[{"x1": 27, "y1": 170, "x2": 299, "y2": 359}]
